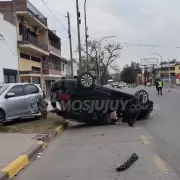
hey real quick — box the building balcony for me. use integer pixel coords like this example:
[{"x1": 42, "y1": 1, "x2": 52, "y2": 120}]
[
  {"x1": 48, "y1": 45, "x2": 61, "y2": 57},
  {"x1": 42, "y1": 69, "x2": 63, "y2": 78},
  {"x1": 42, "y1": 62, "x2": 63, "y2": 78},
  {"x1": 19, "y1": 70, "x2": 41, "y2": 77},
  {"x1": 18, "y1": 40, "x2": 49, "y2": 55},
  {"x1": 16, "y1": 0, "x2": 47, "y2": 29}
]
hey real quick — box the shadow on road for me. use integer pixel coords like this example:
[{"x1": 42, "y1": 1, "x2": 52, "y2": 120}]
[{"x1": 66, "y1": 121, "x2": 136, "y2": 131}]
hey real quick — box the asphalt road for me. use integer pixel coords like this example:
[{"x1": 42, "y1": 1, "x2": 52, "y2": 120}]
[
  {"x1": 14, "y1": 123, "x2": 179, "y2": 180},
  {"x1": 13, "y1": 86, "x2": 180, "y2": 179},
  {"x1": 121, "y1": 86, "x2": 180, "y2": 176}
]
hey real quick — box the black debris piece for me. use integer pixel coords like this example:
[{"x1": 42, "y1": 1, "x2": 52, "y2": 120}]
[{"x1": 116, "y1": 153, "x2": 139, "y2": 172}]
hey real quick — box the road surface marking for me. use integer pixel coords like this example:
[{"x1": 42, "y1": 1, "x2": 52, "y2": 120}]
[
  {"x1": 154, "y1": 155, "x2": 168, "y2": 172},
  {"x1": 56, "y1": 126, "x2": 64, "y2": 134},
  {"x1": 140, "y1": 135, "x2": 150, "y2": 144},
  {"x1": 2, "y1": 155, "x2": 29, "y2": 178}
]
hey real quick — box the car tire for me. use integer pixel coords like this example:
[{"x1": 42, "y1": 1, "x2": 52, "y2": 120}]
[
  {"x1": 0, "y1": 110, "x2": 5, "y2": 126},
  {"x1": 135, "y1": 90, "x2": 149, "y2": 105},
  {"x1": 78, "y1": 72, "x2": 95, "y2": 89}
]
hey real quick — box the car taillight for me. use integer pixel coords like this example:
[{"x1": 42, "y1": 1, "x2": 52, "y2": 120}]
[{"x1": 58, "y1": 94, "x2": 71, "y2": 101}]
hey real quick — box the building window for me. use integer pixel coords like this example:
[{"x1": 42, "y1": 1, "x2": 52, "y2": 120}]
[
  {"x1": 3, "y1": 69, "x2": 17, "y2": 83},
  {"x1": 20, "y1": 53, "x2": 30, "y2": 60},
  {"x1": 62, "y1": 64, "x2": 64, "y2": 71},
  {"x1": 31, "y1": 56, "x2": 41, "y2": 62},
  {"x1": 32, "y1": 66, "x2": 41, "y2": 73}
]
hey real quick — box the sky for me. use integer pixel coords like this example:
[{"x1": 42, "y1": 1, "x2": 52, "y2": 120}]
[{"x1": 16, "y1": 0, "x2": 180, "y2": 69}]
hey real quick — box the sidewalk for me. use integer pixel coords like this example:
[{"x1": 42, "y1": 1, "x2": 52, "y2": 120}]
[{"x1": 0, "y1": 133, "x2": 37, "y2": 170}]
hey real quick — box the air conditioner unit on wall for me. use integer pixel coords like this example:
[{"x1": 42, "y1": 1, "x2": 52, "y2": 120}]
[{"x1": 34, "y1": 26, "x2": 40, "y2": 35}]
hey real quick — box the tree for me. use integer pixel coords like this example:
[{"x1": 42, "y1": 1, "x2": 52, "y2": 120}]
[
  {"x1": 160, "y1": 59, "x2": 179, "y2": 66},
  {"x1": 81, "y1": 39, "x2": 122, "y2": 84},
  {"x1": 120, "y1": 62, "x2": 142, "y2": 84},
  {"x1": 120, "y1": 65, "x2": 136, "y2": 84}
]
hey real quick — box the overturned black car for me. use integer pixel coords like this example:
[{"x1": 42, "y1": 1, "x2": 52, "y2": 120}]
[{"x1": 50, "y1": 73, "x2": 154, "y2": 127}]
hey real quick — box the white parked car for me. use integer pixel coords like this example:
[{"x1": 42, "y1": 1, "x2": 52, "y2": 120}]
[{"x1": 0, "y1": 83, "x2": 45, "y2": 124}]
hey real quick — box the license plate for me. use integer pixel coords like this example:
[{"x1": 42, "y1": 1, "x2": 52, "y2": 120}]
[{"x1": 56, "y1": 102, "x2": 61, "y2": 110}]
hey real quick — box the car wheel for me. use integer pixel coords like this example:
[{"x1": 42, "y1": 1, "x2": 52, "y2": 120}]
[
  {"x1": 135, "y1": 90, "x2": 149, "y2": 105},
  {"x1": 0, "y1": 110, "x2": 5, "y2": 126},
  {"x1": 78, "y1": 72, "x2": 95, "y2": 89}
]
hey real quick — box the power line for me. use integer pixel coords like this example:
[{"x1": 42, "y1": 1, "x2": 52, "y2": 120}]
[
  {"x1": 61, "y1": 36, "x2": 69, "y2": 44},
  {"x1": 40, "y1": 0, "x2": 67, "y2": 18},
  {"x1": 40, "y1": 0, "x2": 78, "y2": 46},
  {"x1": 71, "y1": 25, "x2": 77, "y2": 36},
  {"x1": 40, "y1": 0, "x2": 68, "y2": 33},
  {"x1": 0, "y1": 35, "x2": 17, "y2": 55}
]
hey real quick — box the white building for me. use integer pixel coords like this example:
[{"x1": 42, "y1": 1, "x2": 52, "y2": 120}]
[
  {"x1": 0, "y1": 13, "x2": 18, "y2": 83},
  {"x1": 66, "y1": 61, "x2": 78, "y2": 78}
]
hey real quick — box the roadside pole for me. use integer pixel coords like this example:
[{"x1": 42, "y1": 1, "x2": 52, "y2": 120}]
[
  {"x1": 76, "y1": 0, "x2": 82, "y2": 73},
  {"x1": 84, "y1": 0, "x2": 89, "y2": 71},
  {"x1": 168, "y1": 58, "x2": 171, "y2": 92},
  {"x1": 67, "y1": 12, "x2": 74, "y2": 77}
]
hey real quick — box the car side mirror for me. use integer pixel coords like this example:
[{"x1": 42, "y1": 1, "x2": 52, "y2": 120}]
[{"x1": 5, "y1": 93, "x2": 15, "y2": 98}]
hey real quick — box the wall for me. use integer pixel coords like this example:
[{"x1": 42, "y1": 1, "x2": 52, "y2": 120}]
[
  {"x1": 0, "y1": 1, "x2": 16, "y2": 25},
  {"x1": 38, "y1": 29, "x2": 48, "y2": 46},
  {"x1": 175, "y1": 65, "x2": 180, "y2": 74},
  {"x1": 0, "y1": 13, "x2": 18, "y2": 83},
  {"x1": 19, "y1": 59, "x2": 41, "y2": 71},
  {"x1": 61, "y1": 62, "x2": 66, "y2": 77},
  {"x1": 66, "y1": 61, "x2": 78, "y2": 77},
  {"x1": 18, "y1": 49, "x2": 42, "y2": 71}
]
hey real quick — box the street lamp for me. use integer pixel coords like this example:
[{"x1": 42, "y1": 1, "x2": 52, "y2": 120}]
[
  {"x1": 150, "y1": 53, "x2": 163, "y2": 80},
  {"x1": 98, "y1": 36, "x2": 116, "y2": 84}
]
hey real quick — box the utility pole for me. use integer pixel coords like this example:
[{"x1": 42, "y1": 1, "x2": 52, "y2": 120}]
[
  {"x1": 67, "y1": 12, "x2": 73, "y2": 77},
  {"x1": 168, "y1": 57, "x2": 171, "y2": 92},
  {"x1": 76, "y1": 0, "x2": 82, "y2": 73},
  {"x1": 84, "y1": 0, "x2": 88, "y2": 71}
]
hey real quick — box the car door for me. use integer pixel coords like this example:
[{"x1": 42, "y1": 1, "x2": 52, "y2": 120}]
[
  {"x1": 24, "y1": 84, "x2": 40, "y2": 114},
  {"x1": 5, "y1": 85, "x2": 29, "y2": 118}
]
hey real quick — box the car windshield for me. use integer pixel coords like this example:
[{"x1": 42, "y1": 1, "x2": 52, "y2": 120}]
[{"x1": 0, "y1": 85, "x2": 9, "y2": 96}]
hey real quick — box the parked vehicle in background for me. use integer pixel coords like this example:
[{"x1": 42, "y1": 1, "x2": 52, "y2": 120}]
[
  {"x1": 0, "y1": 83, "x2": 48, "y2": 125},
  {"x1": 128, "y1": 83, "x2": 136, "y2": 88},
  {"x1": 108, "y1": 79, "x2": 113, "y2": 84},
  {"x1": 103, "y1": 84, "x2": 114, "y2": 89},
  {"x1": 117, "y1": 83, "x2": 123, "y2": 89}
]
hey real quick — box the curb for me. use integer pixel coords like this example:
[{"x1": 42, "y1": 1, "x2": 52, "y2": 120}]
[{"x1": 0, "y1": 120, "x2": 69, "y2": 180}]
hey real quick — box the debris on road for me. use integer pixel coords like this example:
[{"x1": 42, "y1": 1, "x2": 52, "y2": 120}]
[{"x1": 116, "y1": 153, "x2": 139, "y2": 172}]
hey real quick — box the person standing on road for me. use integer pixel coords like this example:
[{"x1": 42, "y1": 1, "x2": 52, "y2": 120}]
[{"x1": 156, "y1": 79, "x2": 163, "y2": 95}]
